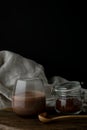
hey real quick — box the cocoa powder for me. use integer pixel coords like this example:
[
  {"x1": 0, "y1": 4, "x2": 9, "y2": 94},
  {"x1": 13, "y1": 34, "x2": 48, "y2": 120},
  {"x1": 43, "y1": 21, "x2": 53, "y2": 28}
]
[{"x1": 55, "y1": 97, "x2": 82, "y2": 114}]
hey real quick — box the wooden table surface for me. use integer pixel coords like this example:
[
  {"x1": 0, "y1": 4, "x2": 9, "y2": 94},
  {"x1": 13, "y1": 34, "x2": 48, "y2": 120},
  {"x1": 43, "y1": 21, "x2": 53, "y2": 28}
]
[{"x1": 0, "y1": 110, "x2": 87, "y2": 130}]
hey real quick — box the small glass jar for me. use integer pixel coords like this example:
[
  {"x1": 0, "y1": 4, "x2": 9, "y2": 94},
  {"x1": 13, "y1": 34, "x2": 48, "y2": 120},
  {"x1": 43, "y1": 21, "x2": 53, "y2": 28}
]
[
  {"x1": 52, "y1": 81, "x2": 82, "y2": 115},
  {"x1": 12, "y1": 78, "x2": 46, "y2": 117}
]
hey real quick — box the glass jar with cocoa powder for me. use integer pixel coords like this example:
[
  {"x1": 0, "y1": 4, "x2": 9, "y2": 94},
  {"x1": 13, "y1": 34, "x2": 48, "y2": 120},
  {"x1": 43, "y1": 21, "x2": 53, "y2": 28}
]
[
  {"x1": 52, "y1": 81, "x2": 82, "y2": 115},
  {"x1": 12, "y1": 78, "x2": 46, "y2": 117}
]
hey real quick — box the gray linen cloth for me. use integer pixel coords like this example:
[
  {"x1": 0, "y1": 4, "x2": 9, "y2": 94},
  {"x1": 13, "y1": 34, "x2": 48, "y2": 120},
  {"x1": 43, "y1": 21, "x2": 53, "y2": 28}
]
[
  {"x1": 0, "y1": 50, "x2": 68, "y2": 110},
  {"x1": 0, "y1": 50, "x2": 48, "y2": 109}
]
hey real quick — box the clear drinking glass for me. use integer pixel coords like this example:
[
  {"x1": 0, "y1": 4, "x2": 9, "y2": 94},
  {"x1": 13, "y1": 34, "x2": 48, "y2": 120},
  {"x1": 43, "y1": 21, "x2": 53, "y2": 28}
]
[{"x1": 12, "y1": 78, "x2": 46, "y2": 117}]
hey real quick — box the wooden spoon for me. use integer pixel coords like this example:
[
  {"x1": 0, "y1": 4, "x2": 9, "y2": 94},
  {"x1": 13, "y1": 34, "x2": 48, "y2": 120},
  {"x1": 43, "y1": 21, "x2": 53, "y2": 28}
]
[{"x1": 38, "y1": 112, "x2": 87, "y2": 123}]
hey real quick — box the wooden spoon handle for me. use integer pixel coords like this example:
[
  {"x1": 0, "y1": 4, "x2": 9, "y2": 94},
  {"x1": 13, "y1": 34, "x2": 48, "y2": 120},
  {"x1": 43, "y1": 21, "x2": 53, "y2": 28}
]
[
  {"x1": 53, "y1": 115, "x2": 87, "y2": 120},
  {"x1": 38, "y1": 113, "x2": 87, "y2": 123}
]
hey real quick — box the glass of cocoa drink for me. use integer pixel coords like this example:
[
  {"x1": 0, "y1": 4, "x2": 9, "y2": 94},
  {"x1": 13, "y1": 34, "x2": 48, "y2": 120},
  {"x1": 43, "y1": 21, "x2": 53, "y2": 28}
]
[{"x1": 12, "y1": 78, "x2": 46, "y2": 117}]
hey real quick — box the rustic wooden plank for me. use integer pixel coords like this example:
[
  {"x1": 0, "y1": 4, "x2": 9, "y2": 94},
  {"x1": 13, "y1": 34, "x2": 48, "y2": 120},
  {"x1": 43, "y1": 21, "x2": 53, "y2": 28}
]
[{"x1": 0, "y1": 110, "x2": 87, "y2": 130}]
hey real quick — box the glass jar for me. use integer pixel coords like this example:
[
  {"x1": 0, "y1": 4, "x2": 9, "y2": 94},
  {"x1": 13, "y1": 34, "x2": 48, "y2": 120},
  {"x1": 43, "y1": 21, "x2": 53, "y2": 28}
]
[
  {"x1": 12, "y1": 78, "x2": 46, "y2": 117},
  {"x1": 52, "y1": 81, "x2": 82, "y2": 115}
]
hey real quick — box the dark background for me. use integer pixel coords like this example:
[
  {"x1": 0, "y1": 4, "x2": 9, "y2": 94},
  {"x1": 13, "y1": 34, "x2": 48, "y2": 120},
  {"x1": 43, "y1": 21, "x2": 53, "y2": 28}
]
[{"x1": 0, "y1": 2, "x2": 87, "y2": 82}]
